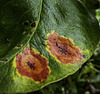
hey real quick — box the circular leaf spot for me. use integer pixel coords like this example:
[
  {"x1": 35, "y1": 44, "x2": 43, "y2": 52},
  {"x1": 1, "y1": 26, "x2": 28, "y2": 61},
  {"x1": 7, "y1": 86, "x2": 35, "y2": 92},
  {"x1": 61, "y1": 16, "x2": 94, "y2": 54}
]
[
  {"x1": 46, "y1": 31, "x2": 82, "y2": 64},
  {"x1": 16, "y1": 46, "x2": 50, "y2": 82}
]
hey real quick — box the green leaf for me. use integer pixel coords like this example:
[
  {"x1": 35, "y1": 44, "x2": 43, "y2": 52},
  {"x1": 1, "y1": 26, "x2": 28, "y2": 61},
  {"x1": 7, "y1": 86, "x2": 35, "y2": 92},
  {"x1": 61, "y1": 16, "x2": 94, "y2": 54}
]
[
  {"x1": 79, "y1": 0, "x2": 99, "y2": 9},
  {"x1": 0, "y1": 0, "x2": 100, "y2": 93}
]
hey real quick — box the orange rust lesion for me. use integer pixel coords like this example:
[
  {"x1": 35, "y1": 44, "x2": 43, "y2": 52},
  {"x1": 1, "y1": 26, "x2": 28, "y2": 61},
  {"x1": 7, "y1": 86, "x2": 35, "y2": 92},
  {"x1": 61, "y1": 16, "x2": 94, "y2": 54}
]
[
  {"x1": 46, "y1": 31, "x2": 82, "y2": 64},
  {"x1": 16, "y1": 46, "x2": 50, "y2": 82}
]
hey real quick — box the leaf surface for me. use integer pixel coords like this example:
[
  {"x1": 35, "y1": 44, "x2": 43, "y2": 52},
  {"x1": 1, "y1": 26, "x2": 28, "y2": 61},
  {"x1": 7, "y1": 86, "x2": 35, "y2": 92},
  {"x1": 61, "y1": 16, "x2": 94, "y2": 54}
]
[{"x1": 0, "y1": 0, "x2": 100, "y2": 93}]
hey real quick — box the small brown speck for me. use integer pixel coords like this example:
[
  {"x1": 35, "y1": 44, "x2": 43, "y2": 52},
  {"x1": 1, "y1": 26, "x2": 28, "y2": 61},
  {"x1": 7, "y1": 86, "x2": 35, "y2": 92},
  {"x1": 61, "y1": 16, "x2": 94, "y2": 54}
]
[
  {"x1": 30, "y1": 31, "x2": 33, "y2": 35},
  {"x1": 31, "y1": 22, "x2": 36, "y2": 27},
  {"x1": 17, "y1": 45, "x2": 21, "y2": 47},
  {"x1": 24, "y1": 22, "x2": 28, "y2": 26},
  {"x1": 0, "y1": 59, "x2": 8, "y2": 61},
  {"x1": 82, "y1": 55, "x2": 86, "y2": 58}
]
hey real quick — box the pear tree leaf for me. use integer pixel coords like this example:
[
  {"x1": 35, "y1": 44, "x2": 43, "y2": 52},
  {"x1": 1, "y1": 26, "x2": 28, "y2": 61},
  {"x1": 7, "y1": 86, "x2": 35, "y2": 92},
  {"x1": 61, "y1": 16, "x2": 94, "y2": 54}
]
[{"x1": 0, "y1": 0, "x2": 100, "y2": 93}]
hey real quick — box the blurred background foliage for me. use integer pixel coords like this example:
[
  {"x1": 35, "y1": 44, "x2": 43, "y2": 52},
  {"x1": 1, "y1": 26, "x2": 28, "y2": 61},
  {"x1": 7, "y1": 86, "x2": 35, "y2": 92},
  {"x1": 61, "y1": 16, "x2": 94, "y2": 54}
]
[{"x1": 28, "y1": 1, "x2": 100, "y2": 94}]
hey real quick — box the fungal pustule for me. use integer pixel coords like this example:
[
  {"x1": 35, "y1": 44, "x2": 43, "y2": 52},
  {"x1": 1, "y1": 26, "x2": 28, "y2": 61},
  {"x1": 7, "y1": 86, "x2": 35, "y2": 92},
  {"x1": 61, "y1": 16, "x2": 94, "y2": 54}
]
[
  {"x1": 16, "y1": 46, "x2": 50, "y2": 82},
  {"x1": 46, "y1": 31, "x2": 82, "y2": 64}
]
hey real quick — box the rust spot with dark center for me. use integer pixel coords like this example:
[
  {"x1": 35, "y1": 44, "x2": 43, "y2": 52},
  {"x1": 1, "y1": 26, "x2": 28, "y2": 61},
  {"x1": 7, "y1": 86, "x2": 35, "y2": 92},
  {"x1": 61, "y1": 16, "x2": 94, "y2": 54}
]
[
  {"x1": 16, "y1": 46, "x2": 50, "y2": 82},
  {"x1": 46, "y1": 31, "x2": 82, "y2": 64}
]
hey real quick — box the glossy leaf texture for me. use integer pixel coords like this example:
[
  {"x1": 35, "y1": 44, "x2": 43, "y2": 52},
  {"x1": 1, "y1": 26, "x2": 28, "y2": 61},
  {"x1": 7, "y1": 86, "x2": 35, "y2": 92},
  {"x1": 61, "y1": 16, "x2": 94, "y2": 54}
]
[{"x1": 0, "y1": 0, "x2": 100, "y2": 93}]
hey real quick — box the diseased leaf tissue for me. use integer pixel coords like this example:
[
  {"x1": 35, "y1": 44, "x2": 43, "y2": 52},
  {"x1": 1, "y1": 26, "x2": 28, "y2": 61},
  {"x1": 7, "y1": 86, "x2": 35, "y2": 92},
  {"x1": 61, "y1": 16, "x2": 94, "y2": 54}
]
[
  {"x1": 16, "y1": 46, "x2": 50, "y2": 82},
  {"x1": 16, "y1": 31, "x2": 82, "y2": 82},
  {"x1": 46, "y1": 31, "x2": 82, "y2": 64}
]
